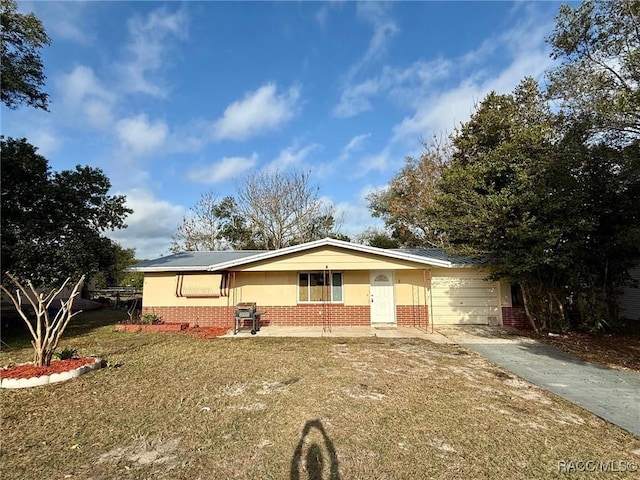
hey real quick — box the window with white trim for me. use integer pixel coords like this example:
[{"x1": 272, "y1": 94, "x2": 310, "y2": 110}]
[{"x1": 298, "y1": 272, "x2": 343, "y2": 303}]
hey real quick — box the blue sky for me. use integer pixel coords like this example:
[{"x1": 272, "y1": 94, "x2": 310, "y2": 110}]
[{"x1": 2, "y1": 1, "x2": 570, "y2": 259}]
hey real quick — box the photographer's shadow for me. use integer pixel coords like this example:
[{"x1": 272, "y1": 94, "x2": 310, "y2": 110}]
[{"x1": 290, "y1": 419, "x2": 341, "y2": 480}]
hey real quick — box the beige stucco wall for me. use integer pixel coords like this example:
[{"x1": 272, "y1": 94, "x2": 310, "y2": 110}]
[
  {"x1": 233, "y1": 271, "x2": 297, "y2": 306},
  {"x1": 343, "y1": 271, "x2": 370, "y2": 306},
  {"x1": 394, "y1": 269, "x2": 430, "y2": 306},
  {"x1": 143, "y1": 273, "x2": 230, "y2": 308},
  {"x1": 143, "y1": 270, "x2": 377, "y2": 307}
]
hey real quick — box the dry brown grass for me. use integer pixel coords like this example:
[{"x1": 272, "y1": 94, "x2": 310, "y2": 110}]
[{"x1": 1, "y1": 310, "x2": 639, "y2": 479}]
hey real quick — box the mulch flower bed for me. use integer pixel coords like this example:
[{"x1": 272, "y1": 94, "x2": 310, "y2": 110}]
[
  {"x1": 115, "y1": 324, "x2": 229, "y2": 338},
  {"x1": 184, "y1": 326, "x2": 229, "y2": 339},
  {"x1": 0, "y1": 358, "x2": 97, "y2": 380}
]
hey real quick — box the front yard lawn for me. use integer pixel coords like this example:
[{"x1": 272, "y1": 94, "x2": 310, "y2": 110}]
[{"x1": 1, "y1": 310, "x2": 639, "y2": 479}]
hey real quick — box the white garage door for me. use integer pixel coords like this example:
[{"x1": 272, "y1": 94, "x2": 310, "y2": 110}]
[{"x1": 431, "y1": 271, "x2": 499, "y2": 325}]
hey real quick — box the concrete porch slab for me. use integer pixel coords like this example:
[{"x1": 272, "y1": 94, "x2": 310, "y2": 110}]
[{"x1": 220, "y1": 325, "x2": 446, "y2": 340}]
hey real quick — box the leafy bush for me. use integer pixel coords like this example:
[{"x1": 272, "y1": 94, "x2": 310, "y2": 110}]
[
  {"x1": 141, "y1": 313, "x2": 162, "y2": 325},
  {"x1": 53, "y1": 348, "x2": 78, "y2": 361}
]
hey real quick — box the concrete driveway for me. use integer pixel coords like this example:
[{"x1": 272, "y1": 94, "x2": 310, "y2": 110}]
[{"x1": 435, "y1": 326, "x2": 640, "y2": 437}]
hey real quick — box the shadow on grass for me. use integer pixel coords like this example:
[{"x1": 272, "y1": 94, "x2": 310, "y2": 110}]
[
  {"x1": 1, "y1": 308, "x2": 125, "y2": 351},
  {"x1": 290, "y1": 419, "x2": 340, "y2": 480},
  {"x1": 463, "y1": 341, "x2": 613, "y2": 371}
]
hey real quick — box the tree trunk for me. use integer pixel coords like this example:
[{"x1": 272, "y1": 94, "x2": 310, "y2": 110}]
[{"x1": 521, "y1": 283, "x2": 539, "y2": 333}]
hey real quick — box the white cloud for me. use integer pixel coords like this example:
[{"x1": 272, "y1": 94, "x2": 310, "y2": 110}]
[
  {"x1": 333, "y1": 78, "x2": 380, "y2": 117},
  {"x1": 392, "y1": 55, "x2": 554, "y2": 145},
  {"x1": 332, "y1": 3, "x2": 398, "y2": 117},
  {"x1": 324, "y1": 184, "x2": 385, "y2": 238},
  {"x1": 349, "y1": 2, "x2": 399, "y2": 79},
  {"x1": 212, "y1": 83, "x2": 301, "y2": 141},
  {"x1": 58, "y1": 66, "x2": 113, "y2": 104},
  {"x1": 116, "y1": 114, "x2": 169, "y2": 155},
  {"x1": 334, "y1": 59, "x2": 451, "y2": 118},
  {"x1": 353, "y1": 149, "x2": 393, "y2": 178},
  {"x1": 312, "y1": 133, "x2": 370, "y2": 179},
  {"x1": 342, "y1": 133, "x2": 370, "y2": 157},
  {"x1": 187, "y1": 153, "x2": 258, "y2": 184},
  {"x1": 22, "y1": 1, "x2": 92, "y2": 44},
  {"x1": 56, "y1": 65, "x2": 115, "y2": 128},
  {"x1": 106, "y1": 188, "x2": 185, "y2": 259},
  {"x1": 32, "y1": 131, "x2": 62, "y2": 157},
  {"x1": 119, "y1": 7, "x2": 188, "y2": 97},
  {"x1": 266, "y1": 143, "x2": 321, "y2": 172},
  {"x1": 83, "y1": 100, "x2": 115, "y2": 129},
  {"x1": 391, "y1": 13, "x2": 557, "y2": 145},
  {"x1": 315, "y1": 1, "x2": 344, "y2": 28}
]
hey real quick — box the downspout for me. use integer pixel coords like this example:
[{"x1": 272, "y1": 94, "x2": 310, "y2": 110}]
[
  {"x1": 424, "y1": 268, "x2": 434, "y2": 334},
  {"x1": 324, "y1": 266, "x2": 331, "y2": 333},
  {"x1": 175, "y1": 274, "x2": 183, "y2": 298},
  {"x1": 422, "y1": 269, "x2": 428, "y2": 332},
  {"x1": 328, "y1": 268, "x2": 332, "y2": 333},
  {"x1": 220, "y1": 272, "x2": 227, "y2": 297},
  {"x1": 229, "y1": 271, "x2": 237, "y2": 329}
]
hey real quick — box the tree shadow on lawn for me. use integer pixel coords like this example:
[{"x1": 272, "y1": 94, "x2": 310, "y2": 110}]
[{"x1": 466, "y1": 340, "x2": 634, "y2": 376}]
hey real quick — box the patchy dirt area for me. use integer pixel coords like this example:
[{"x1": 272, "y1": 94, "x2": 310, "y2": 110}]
[{"x1": 96, "y1": 436, "x2": 181, "y2": 470}]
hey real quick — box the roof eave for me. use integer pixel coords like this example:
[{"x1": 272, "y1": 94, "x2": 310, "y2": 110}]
[
  {"x1": 126, "y1": 266, "x2": 212, "y2": 273},
  {"x1": 206, "y1": 237, "x2": 456, "y2": 271}
]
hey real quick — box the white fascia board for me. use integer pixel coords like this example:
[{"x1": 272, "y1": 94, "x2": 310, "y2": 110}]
[
  {"x1": 126, "y1": 266, "x2": 211, "y2": 273},
  {"x1": 206, "y1": 237, "x2": 454, "y2": 271}
]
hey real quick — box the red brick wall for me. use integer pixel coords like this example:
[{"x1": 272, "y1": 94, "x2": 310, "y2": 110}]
[
  {"x1": 142, "y1": 304, "x2": 372, "y2": 328},
  {"x1": 261, "y1": 305, "x2": 371, "y2": 327},
  {"x1": 396, "y1": 304, "x2": 429, "y2": 329},
  {"x1": 144, "y1": 303, "x2": 432, "y2": 328},
  {"x1": 502, "y1": 307, "x2": 530, "y2": 329},
  {"x1": 142, "y1": 306, "x2": 235, "y2": 328}
]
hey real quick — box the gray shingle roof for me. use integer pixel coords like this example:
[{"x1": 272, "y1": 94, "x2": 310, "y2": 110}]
[
  {"x1": 128, "y1": 251, "x2": 266, "y2": 272},
  {"x1": 128, "y1": 239, "x2": 484, "y2": 272},
  {"x1": 391, "y1": 248, "x2": 484, "y2": 266}
]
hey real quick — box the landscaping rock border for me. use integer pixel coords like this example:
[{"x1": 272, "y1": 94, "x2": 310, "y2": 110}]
[
  {"x1": 115, "y1": 323, "x2": 189, "y2": 333},
  {"x1": 0, "y1": 357, "x2": 102, "y2": 389}
]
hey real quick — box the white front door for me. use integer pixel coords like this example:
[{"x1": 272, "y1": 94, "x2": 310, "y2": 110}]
[{"x1": 370, "y1": 270, "x2": 395, "y2": 324}]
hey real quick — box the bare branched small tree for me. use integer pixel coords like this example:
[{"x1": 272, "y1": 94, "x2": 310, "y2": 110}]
[
  {"x1": 171, "y1": 192, "x2": 234, "y2": 252},
  {"x1": 236, "y1": 169, "x2": 339, "y2": 249},
  {"x1": 1, "y1": 273, "x2": 85, "y2": 366}
]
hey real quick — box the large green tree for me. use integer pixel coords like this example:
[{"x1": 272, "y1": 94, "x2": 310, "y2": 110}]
[
  {"x1": 1, "y1": 137, "x2": 132, "y2": 286},
  {"x1": 550, "y1": 130, "x2": 640, "y2": 328},
  {"x1": 434, "y1": 79, "x2": 571, "y2": 330},
  {"x1": 434, "y1": 79, "x2": 640, "y2": 331},
  {"x1": 547, "y1": 0, "x2": 640, "y2": 142},
  {"x1": 91, "y1": 242, "x2": 143, "y2": 289},
  {"x1": 1, "y1": 0, "x2": 50, "y2": 110},
  {"x1": 367, "y1": 139, "x2": 450, "y2": 248}
]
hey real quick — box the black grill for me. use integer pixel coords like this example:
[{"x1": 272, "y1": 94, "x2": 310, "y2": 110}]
[{"x1": 234, "y1": 302, "x2": 265, "y2": 335}]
